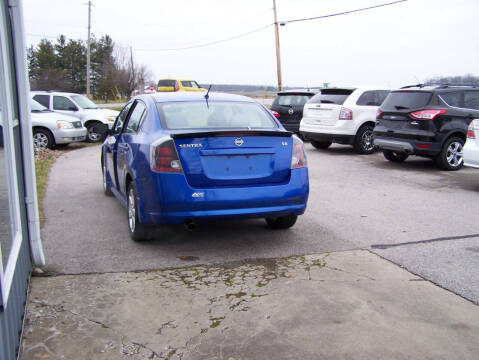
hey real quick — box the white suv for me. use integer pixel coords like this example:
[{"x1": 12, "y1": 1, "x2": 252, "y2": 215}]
[
  {"x1": 31, "y1": 91, "x2": 119, "y2": 142},
  {"x1": 300, "y1": 87, "x2": 391, "y2": 154}
]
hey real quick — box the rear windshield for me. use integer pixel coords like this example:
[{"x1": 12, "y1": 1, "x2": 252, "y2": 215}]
[
  {"x1": 381, "y1": 91, "x2": 432, "y2": 111},
  {"x1": 157, "y1": 101, "x2": 278, "y2": 130},
  {"x1": 158, "y1": 80, "x2": 176, "y2": 87},
  {"x1": 181, "y1": 81, "x2": 200, "y2": 88},
  {"x1": 309, "y1": 89, "x2": 354, "y2": 105},
  {"x1": 273, "y1": 94, "x2": 312, "y2": 107}
]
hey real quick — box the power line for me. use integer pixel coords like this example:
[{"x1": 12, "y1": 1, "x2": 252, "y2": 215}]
[
  {"x1": 133, "y1": 23, "x2": 273, "y2": 52},
  {"x1": 279, "y1": 0, "x2": 408, "y2": 25}
]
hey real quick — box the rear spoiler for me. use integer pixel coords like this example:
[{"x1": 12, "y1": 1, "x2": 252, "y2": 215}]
[{"x1": 170, "y1": 130, "x2": 293, "y2": 139}]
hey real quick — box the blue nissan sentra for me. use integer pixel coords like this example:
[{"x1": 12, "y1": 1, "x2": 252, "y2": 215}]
[{"x1": 101, "y1": 92, "x2": 309, "y2": 241}]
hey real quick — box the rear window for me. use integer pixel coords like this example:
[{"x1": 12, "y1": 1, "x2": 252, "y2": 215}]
[
  {"x1": 381, "y1": 91, "x2": 432, "y2": 111},
  {"x1": 157, "y1": 101, "x2": 278, "y2": 130},
  {"x1": 273, "y1": 94, "x2": 311, "y2": 106},
  {"x1": 181, "y1": 81, "x2": 200, "y2": 88},
  {"x1": 158, "y1": 80, "x2": 176, "y2": 87},
  {"x1": 309, "y1": 89, "x2": 354, "y2": 105}
]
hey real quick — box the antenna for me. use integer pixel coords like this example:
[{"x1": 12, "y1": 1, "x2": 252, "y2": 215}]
[
  {"x1": 204, "y1": 84, "x2": 213, "y2": 108},
  {"x1": 205, "y1": 84, "x2": 213, "y2": 99}
]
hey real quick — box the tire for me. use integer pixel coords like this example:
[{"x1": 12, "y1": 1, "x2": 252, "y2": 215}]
[
  {"x1": 382, "y1": 150, "x2": 409, "y2": 162},
  {"x1": 127, "y1": 182, "x2": 149, "y2": 241},
  {"x1": 311, "y1": 140, "x2": 332, "y2": 150},
  {"x1": 86, "y1": 122, "x2": 103, "y2": 143},
  {"x1": 265, "y1": 215, "x2": 298, "y2": 230},
  {"x1": 354, "y1": 125, "x2": 376, "y2": 154},
  {"x1": 435, "y1": 136, "x2": 464, "y2": 171},
  {"x1": 102, "y1": 161, "x2": 113, "y2": 196},
  {"x1": 33, "y1": 128, "x2": 54, "y2": 149}
]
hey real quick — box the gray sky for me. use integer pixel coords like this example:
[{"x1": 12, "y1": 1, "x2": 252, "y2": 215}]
[{"x1": 23, "y1": 0, "x2": 478, "y2": 88}]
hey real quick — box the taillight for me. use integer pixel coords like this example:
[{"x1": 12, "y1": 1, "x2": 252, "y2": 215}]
[
  {"x1": 409, "y1": 109, "x2": 446, "y2": 120},
  {"x1": 376, "y1": 109, "x2": 383, "y2": 118},
  {"x1": 291, "y1": 135, "x2": 307, "y2": 169},
  {"x1": 150, "y1": 137, "x2": 183, "y2": 173},
  {"x1": 271, "y1": 110, "x2": 280, "y2": 118},
  {"x1": 468, "y1": 126, "x2": 476, "y2": 139},
  {"x1": 339, "y1": 107, "x2": 353, "y2": 120}
]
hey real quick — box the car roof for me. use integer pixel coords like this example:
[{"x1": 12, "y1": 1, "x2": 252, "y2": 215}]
[
  {"x1": 140, "y1": 92, "x2": 257, "y2": 103},
  {"x1": 399, "y1": 84, "x2": 479, "y2": 91},
  {"x1": 277, "y1": 89, "x2": 319, "y2": 95},
  {"x1": 30, "y1": 91, "x2": 82, "y2": 96},
  {"x1": 158, "y1": 79, "x2": 196, "y2": 82}
]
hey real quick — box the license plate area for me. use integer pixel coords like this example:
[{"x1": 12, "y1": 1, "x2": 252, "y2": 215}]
[{"x1": 201, "y1": 154, "x2": 273, "y2": 180}]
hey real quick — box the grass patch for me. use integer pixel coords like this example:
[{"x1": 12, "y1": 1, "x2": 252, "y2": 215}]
[{"x1": 34, "y1": 150, "x2": 58, "y2": 227}]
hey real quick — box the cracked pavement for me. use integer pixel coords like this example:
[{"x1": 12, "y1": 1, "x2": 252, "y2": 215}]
[{"x1": 20, "y1": 250, "x2": 479, "y2": 359}]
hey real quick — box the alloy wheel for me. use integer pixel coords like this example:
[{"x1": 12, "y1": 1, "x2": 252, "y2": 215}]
[
  {"x1": 128, "y1": 188, "x2": 136, "y2": 232},
  {"x1": 102, "y1": 165, "x2": 107, "y2": 192},
  {"x1": 361, "y1": 129, "x2": 375, "y2": 152},
  {"x1": 446, "y1": 141, "x2": 463, "y2": 168},
  {"x1": 33, "y1": 132, "x2": 49, "y2": 149},
  {"x1": 88, "y1": 127, "x2": 101, "y2": 142}
]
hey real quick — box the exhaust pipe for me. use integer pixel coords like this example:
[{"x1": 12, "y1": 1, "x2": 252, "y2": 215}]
[{"x1": 184, "y1": 219, "x2": 197, "y2": 232}]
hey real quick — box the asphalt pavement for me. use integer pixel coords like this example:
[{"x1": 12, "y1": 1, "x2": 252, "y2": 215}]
[{"x1": 40, "y1": 143, "x2": 479, "y2": 303}]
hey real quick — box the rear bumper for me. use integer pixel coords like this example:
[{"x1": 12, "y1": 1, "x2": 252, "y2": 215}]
[
  {"x1": 374, "y1": 136, "x2": 440, "y2": 156},
  {"x1": 137, "y1": 168, "x2": 309, "y2": 224},
  {"x1": 300, "y1": 131, "x2": 354, "y2": 145},
  {"x1": 464, "y1": 141, "x2": 479, "y2": 168}
]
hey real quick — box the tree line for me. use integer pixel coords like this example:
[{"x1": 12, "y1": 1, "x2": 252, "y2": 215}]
[
  {"x1": 27, "y1": 34, "x2": 152, "y2": 100},
  {"x1": 425, "y1": 74, "x2": 479, "y2": 86}
]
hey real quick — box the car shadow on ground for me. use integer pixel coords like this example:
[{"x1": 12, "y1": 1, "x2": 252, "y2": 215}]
[
  {"x1": 139, "y1": 218, "x2": 292, "y2": 247},
  {"x1": 307, "y1": 145, "x2": 358, "y2": 156},
  {"x1": 372, "y1": 156, "x2": 439, "y2": 172}
]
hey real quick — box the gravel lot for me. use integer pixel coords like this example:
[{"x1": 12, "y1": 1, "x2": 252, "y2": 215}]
[{"x1": 41, "y1": 143, "x2": 479, "y2": 303}]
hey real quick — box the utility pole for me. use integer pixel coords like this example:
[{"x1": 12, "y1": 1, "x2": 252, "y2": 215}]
[
  {"x1": 86, "y1": 1, "x2": 92, "y2": 97},
  {"x1": 272, "y1": 0, "x2": 282, "y2": 91}
]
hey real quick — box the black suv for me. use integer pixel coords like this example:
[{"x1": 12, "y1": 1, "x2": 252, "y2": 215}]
[
  {"x1": 373, "y1": 85, "x2": 479, "y2": 170},
  {"x1": 270, "y1": 89, "x2": 318, "y2": 134}
]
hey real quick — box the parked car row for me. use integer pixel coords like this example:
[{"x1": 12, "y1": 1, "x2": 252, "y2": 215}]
[{"x1": 272, "y1": 84, "x2": 479, "y2": 171}]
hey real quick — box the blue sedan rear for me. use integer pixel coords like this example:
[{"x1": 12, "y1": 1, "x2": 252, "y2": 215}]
[{"x1": 101, "y1": 92, "x2": 309, "y2": 241}]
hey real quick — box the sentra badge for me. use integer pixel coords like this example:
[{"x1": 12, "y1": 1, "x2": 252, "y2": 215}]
[{"x1": 179, "y1": 143, "x2": 202, "y2": 148}]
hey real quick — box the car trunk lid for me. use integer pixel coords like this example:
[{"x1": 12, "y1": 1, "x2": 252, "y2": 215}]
[
  {"x1": 171, "y1": 130, "x2": 293, "y2": 187},
  {"x1": 302, "y1": 88, "x2": 354, "y2": 126},
  {"x1": 378, "y1": 90, "x2": 434, "y2": 132}
]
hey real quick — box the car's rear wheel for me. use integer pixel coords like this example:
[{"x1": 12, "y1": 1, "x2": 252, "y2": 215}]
[
  {"x1": 127, "y1": 183, "x2": 149, "y2": 241},
  {"x1": 435, "y1": 136, "x2": 464, "y2": 171},
  {"x1": 102, "y1": 163, "x2": 113, "y2": 196},
  {"x1": 33, "y1": 128, "x2": 54, "y2": 149},
  {"x1": 86, "y1": 122, "x2": 103, "y2": 143},
  {"x1": 311, "y1": 140, "x2": 332, "y2": 150},
  {"x1": 354, "y1": 125, "x2": 376, "y2": 154},
  {"x1": 265, "y1": 215, "x2": 297, "y2": 230},
  {"x1": 383, "y1": 150, "x2": 409, "y2": 162}
]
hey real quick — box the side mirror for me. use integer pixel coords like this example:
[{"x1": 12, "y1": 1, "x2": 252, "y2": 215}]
[{"x1": 68, "y1": 106, "x2": 78, "y2": 111}]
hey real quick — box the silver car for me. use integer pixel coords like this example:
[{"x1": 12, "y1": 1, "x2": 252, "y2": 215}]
[
  {"x1": 31, "y1": 91, "x2": 119, "y2": 142},
  {"x1": 30, "y1": 99, "x2": 86, "y2": 149}
]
